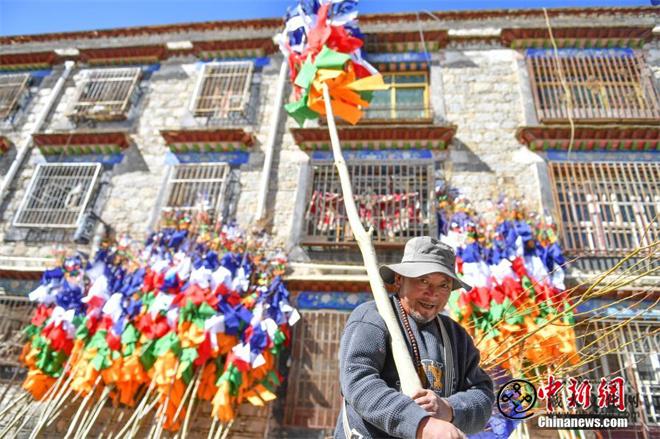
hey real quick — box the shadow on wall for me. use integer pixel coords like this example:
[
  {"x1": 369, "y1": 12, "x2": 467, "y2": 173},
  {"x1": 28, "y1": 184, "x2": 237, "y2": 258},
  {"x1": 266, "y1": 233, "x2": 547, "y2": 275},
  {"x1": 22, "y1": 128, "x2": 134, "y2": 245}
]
[
  {"x1": 112, "y1": 142, "x2": 150, "y2": 175},
  {"x1": 450, "y1": 138, "x2": 493, "y2": 173},
  {"x1": 441, "y1": 51, "x2": 480, "y2": 69}
]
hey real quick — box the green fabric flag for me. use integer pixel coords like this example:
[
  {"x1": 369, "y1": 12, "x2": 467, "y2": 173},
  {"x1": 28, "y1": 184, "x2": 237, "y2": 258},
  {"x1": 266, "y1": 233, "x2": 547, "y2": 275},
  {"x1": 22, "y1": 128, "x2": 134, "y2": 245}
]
[
  {"x1": 76, "y1": 321, "x2": 89, "y2": 340},
  {"x1": 121, "y1": 324, "x2": 139, "y2": 345},
  {"x1": 140, "y1": 340, "x2": 157, "y2": 370},
  {"x1": 153, "y1": 332, "x2": 181, "y2": 357},
  {"x1": 142, "y1": 292, "x2": 156, "y2": 309},
  {"x1": 490, "y1": 300, "x2": 505, "y2": 321},
  {"x1": 314, "y1": 45, "x2": 350, "y2": 69},
  {"x1": 294, "y1": 58, "x2": 318, "y2": 89},
  {"x1": 285, "y1": 97, "x2": 319, "y2": 127},
  {"x1": 91, "y1": 350, "x2": 112, "y2": 371}
]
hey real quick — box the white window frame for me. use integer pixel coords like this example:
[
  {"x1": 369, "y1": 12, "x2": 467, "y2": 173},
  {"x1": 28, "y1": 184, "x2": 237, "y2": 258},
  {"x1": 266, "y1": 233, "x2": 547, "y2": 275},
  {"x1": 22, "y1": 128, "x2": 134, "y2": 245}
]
[
  {"x1": 0, "y1": 73, "x2": 30, "y2": 119},
  {"x1": 160, "y1": 162, "x2": 231, "y2": 220},
  {"x1": 189, "y1": 61, "x2": 253, "y2": 118},
  {"x1": 13, "y1": 163, "x2": 101, "y2": 228},
  {"x1": 69, "y1": 67, "x2": 141, "y2": 121}
]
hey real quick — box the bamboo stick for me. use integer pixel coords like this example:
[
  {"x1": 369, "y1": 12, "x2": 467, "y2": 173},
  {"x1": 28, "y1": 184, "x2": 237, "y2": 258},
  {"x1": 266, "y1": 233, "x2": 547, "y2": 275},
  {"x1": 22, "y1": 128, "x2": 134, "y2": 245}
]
[{"x1": 321, "y1": 82, "x2": 421, "y2": 396}]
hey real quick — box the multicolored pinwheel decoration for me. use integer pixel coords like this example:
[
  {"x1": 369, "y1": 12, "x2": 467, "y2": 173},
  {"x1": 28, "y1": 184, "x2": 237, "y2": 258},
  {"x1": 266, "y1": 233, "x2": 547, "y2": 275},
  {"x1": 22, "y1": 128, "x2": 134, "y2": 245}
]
[{"x1": 276, "y1": 0, "x2": 388, "y2": 125}]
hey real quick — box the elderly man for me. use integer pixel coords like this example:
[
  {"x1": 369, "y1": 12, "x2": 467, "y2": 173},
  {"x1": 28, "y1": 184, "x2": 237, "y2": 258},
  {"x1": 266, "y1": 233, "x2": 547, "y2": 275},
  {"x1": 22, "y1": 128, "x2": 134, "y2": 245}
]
[{"x1": 335, "y1": 237, "x2": 494, "y2": 439}]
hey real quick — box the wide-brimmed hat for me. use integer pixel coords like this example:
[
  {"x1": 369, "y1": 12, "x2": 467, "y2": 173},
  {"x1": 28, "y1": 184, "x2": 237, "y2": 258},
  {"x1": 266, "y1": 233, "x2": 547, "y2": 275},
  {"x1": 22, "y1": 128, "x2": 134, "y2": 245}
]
[{"x1": 379, "y1": 236, "x2": 471, "y2": 291}]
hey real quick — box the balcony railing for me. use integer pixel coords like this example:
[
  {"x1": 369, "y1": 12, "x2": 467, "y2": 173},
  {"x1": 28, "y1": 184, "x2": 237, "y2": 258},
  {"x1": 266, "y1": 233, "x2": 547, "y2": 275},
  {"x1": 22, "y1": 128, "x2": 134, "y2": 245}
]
[
  {"x1": 302, "y1": 161, "x2": 435, "y2": 245},
  {"x1": 527, "y1": 51, "x2": 660, "y2": 122},
  {"x1": 550, "y1": 161, "x2": 659, "y2": 257}
]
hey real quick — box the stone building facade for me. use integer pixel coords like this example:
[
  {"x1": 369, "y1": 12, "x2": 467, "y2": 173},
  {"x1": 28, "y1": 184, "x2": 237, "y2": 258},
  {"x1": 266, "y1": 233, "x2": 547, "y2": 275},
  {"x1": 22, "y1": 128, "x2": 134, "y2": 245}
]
[{"x1": 0, "y1": 6, "x2": 658, "y2": 439}]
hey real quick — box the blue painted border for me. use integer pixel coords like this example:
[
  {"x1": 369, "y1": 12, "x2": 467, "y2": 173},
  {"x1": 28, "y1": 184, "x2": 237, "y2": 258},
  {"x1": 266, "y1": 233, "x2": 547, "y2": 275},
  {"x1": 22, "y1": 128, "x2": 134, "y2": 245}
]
[
  {"x1": 311, "y1": 149, "x2": 433, "y2": 161},
  {"x1": 366, "y1": 52, "x2": 431, "y2": 63},
  {"x1": 166, "y1": 151, "x2": 250, "y2": 166},
  {"x1": 296, "y1": 291, "x2": 372, "y2": 311},
  {"x1": 546, "y1": 150, "x2": 660, "y2": 163},
  {"x1": 195, "y1": 57, "x2": 270, "y2": 70},
  {"x1": 526, "y1": 48, "x2": 634, "y2": 58},
  {"x1": 576, "y1": 299, "x2": 660, "y2": 321}
]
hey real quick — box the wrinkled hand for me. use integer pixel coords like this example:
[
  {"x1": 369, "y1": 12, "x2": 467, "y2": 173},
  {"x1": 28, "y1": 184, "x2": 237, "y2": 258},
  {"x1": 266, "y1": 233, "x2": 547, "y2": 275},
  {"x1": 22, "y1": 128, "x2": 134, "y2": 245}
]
[
  {"x1": 412, "y1": 389, "x2": 453, "y2": 421},
  {"x1": 416, "y1": 417, "x2": 466, "y2": 439}
]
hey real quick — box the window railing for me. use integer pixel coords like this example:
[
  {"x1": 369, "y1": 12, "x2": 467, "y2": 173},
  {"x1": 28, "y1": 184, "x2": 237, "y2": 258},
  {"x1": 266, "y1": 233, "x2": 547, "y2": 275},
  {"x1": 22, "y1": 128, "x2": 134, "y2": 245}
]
[
  {"x1": 284, "y1": 310, "x2": 349, "y2": 428},
  {"x1": 303, "y1": 161, "x2": 435, "y2": 245},
  {"x1": 0, "y1": 73, "x2": 30, "y2": 119},
  {"x1": 190, "y1": 61, "x2": 253, "y2": 122},
  {"x1": 69, "y1": 67, "x2": 141, "y2": 121},
  {"x1": 527, "y1": 50, "x2": 660, "y2": 122},
  {"x1": 550, "y1": 161, "x2": 659, "y2": 257},
  {"x1": 161, "y1": 163, "x2": 231, "y2": 221},
  {"x1": 13, "y1": 163, "x2": 101, "y2": 228},
  {"x1": 577, "y1": 320, "x2": 660, "y2": 426},
  {"x1": 0, "y1": 296, "x2": 36, "y2": 367}
]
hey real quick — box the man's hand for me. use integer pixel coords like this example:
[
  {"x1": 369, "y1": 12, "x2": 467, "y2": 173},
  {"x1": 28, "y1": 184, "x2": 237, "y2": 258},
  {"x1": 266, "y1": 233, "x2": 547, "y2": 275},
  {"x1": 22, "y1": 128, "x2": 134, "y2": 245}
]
[
  {"x1": 416, "y1": 417, "x2": 466, "y2": 439},
  {"x1": 412, "y1": 389, "x2": 453, "y2": 421}
]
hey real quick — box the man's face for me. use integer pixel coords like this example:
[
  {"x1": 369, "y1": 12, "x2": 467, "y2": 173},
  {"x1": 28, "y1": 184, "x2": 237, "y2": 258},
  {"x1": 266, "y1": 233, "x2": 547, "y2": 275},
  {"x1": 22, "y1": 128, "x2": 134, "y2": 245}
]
[{"x1": 395, "y1": 272, "x2": 453, "y2": 324}]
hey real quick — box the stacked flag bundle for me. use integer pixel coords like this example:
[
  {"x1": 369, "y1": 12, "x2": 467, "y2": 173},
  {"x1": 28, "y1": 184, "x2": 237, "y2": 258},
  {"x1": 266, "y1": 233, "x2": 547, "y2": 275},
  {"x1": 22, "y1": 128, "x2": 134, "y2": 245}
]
[
  {"x1": 438, "y1": 192, "x2": 578, "y2": 373},
  {"x1": 276, "y1": 0, "x2": 388, "y2": 125},
  {"x1": 20, "y1": 221, "x2": 297, "y2": 432}
]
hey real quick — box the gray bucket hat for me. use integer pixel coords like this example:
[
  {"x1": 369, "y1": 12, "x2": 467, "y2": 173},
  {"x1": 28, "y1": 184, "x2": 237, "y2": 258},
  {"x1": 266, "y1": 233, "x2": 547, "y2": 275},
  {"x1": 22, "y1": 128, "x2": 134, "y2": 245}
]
[{"x1": 379, "y1": 236, "x2": 471, "y2": 291}]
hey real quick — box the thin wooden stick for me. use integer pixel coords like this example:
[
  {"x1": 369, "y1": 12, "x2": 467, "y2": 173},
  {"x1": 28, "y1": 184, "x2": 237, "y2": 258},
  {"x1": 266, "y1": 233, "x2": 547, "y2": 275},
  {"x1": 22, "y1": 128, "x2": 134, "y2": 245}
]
[
  {"x1": 321, "y1": 82, "x2": 421, "y2": 396},
  {"x1": 113, "y1": 376, "x2": 156, "y2": 439},
  {"x1": 172, "y1": 368, "x2": 201, "y2": 429},
  {"x1": 0, "y1": 391, "x2": 28, "y2": 420},
  {"x1": 63, "y1": 375, "x2": 103, "y2": 439},
  {"x1": 207, "y1": 418, "x2": 218, "y2": 439},
  {"x1": 76, "y1": 386, "x2": 112, "y2": 439},
  {"x1": 180, "y1": 368, "x2": 203, "y2": 439}
]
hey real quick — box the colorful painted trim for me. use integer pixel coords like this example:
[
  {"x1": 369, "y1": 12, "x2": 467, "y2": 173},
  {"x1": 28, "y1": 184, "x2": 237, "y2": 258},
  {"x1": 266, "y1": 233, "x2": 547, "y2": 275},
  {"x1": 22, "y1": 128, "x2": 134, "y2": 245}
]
[
  {"x1": 79, "y1": 45, "x2": 167, "y2": 66},
  {"x1": 32, "y1": 132, "x2": 130, "y2": 156},
  {"x1": 0, "y1": 51, "x2": 58, "y2": 72},
  {"x1": 192, "y1": 39, "x2": 277, "y2": 61},
  {"x1": 43, "y1": 152, "x2": 125, "y2": 165},
  {"x1": 546, "y1": 150, "x2": 660, "y2": 163},
  {"x1": 517, "y1": 126, "x2": 659, "y2": 152},
  {"x1": 291, "y1": 125, "x2": 456, "y2": 152},
  {"x1": 295, "y1": 291, "x2": 372, "y2": 311},
  {"x1": 160, "y1": 129, "x2": 255, "y2": 153},
  {"x1": 364, "y1": 31, "x2": 448, "y2": 53},
  {"x1": 502, "y1": 26, "x2": 652, "y2": 49},
  {"x1": 0, "y1": 136, "x2": 11, "y2": 155}
]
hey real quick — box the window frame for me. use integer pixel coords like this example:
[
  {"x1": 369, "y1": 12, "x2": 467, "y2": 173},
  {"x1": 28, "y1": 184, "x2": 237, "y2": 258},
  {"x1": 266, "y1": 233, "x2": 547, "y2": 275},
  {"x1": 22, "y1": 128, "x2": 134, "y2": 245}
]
[
  {"x1": 13, "y1": 162, "x2": 102, "y2": 229},
  {"x1": 159, "y1": 162, "x2": 232, "y2": 221},
  {"x1": 363, "y1": 71, "x2": 431, "y2": 122},
  {"x1": 69, "y1": 67, "x2": 142, "y2": 121},
  {"x1": 549, "y1": 160, "x2": 659, "y2": 257},
  {"x1": 189, "y1": 61, "x2": 254, "y2": 119},
  {"x1": 302, "y1": 158, "x2": 436, "y2": 246},
  {"x1": 0, "y1": 73, "x2": 30, "y2": 119},
  {"x1": 526, "y1": 49, "x2": 660, "y2": 123}
]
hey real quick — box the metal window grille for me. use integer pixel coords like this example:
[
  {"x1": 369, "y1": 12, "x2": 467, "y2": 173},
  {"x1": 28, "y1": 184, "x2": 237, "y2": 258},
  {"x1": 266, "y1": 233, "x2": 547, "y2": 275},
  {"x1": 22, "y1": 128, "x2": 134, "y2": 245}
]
[
  {"x1": 161, "y1": 163, "x2": 231, "y2": 220},
  {"x1": 70, "y1": 67, "x2": 141, "y2": 121},
  {"x1": 13, "y1": 163, "x2": 101, "y2": 228},
  {"x1": 550, "y1": 161, "x2": 659, "y2": 257},
  {"x1": 0, "y1": 73, "x2": 30, "y2": 119},
  {"x1": 577, "y1": 320, "x2": 660, "y2": 426},
  {"x1": 527, "y1": 51, "x2": 660, "y2": 122},
  {"x1": 363, "y1": 72, "x2": 431, "y2": 121},
  {"x1": 284, "y1": 310, "x2": 349, "y2": 429},
  {"x1": 304, "y1": 161, "x2": 435, "y2": 245},
  {"x1": 190, "y1": 61, "x2": 253, "y2": 118},
  {"x1": 0, "y1": 296, "x2": 36, "y2": 367}
]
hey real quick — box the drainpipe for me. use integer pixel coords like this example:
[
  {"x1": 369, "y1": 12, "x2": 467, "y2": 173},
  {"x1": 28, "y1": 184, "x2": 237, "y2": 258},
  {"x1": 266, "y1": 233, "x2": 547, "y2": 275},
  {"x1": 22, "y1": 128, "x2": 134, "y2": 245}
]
[
  {"x1": 255, "y1": 58, "x2": 288, "y2": 222},
  {"x1": 0, "y1": 60, "x2": 75, "y2": 206}
]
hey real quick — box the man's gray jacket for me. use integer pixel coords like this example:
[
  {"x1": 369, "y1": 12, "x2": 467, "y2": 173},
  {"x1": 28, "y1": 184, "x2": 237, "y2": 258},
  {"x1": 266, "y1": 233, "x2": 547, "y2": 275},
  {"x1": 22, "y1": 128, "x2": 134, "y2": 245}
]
[{"x1": 334, "y1": 299, "x2": 494, "y2": 438}]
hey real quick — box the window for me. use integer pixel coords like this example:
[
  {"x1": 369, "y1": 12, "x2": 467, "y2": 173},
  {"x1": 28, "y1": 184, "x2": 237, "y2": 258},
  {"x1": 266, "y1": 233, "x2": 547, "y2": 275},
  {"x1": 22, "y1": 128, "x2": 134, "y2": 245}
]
[
  {"x1": 284, "y1": 310, "x2": 348, "y2": 429},
  {"x1": 69, "y1": 67, "x2": 141, "y2": 121},
  {"x1": 0, "y1": 73, "x2": 30, "y2": 119},
  {"x1": 364, "y1": 72, "x2": 430, "y2": 121},
  {"x1": 190, "y1": 61, "x2": 253, "y2": 119},
  {"x1": 13, "y1": 163, "x2": 101, "y2": 228},
  {"x1": 550, "y1": 161, "x2": 659, "y2": 256},
  {"x1": 161, "y1": 163, "x2": 231, "y2": 221},
  {"x1": 527, "y1": 49, "x2": 660, "y2": 122},
  {"x1": 577, "y1": 320, "x2": 660, "y2": 426},
  {"x1": 304, "y1": 161, "x2": 435, "y2": 245},
  {"x1": 0, "y1": 296, "x2": 36, "y2": 369}
]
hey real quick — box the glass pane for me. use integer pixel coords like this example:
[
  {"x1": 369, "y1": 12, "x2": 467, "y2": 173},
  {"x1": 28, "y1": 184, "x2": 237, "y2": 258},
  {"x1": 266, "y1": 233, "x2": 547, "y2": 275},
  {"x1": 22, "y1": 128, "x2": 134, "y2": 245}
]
[
  {"x1": 394, "y1": 74, "x2": 427, "y2": 84},
  {"x1": 395, "y1": 87, "x2": 425, "y2": 119}
]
